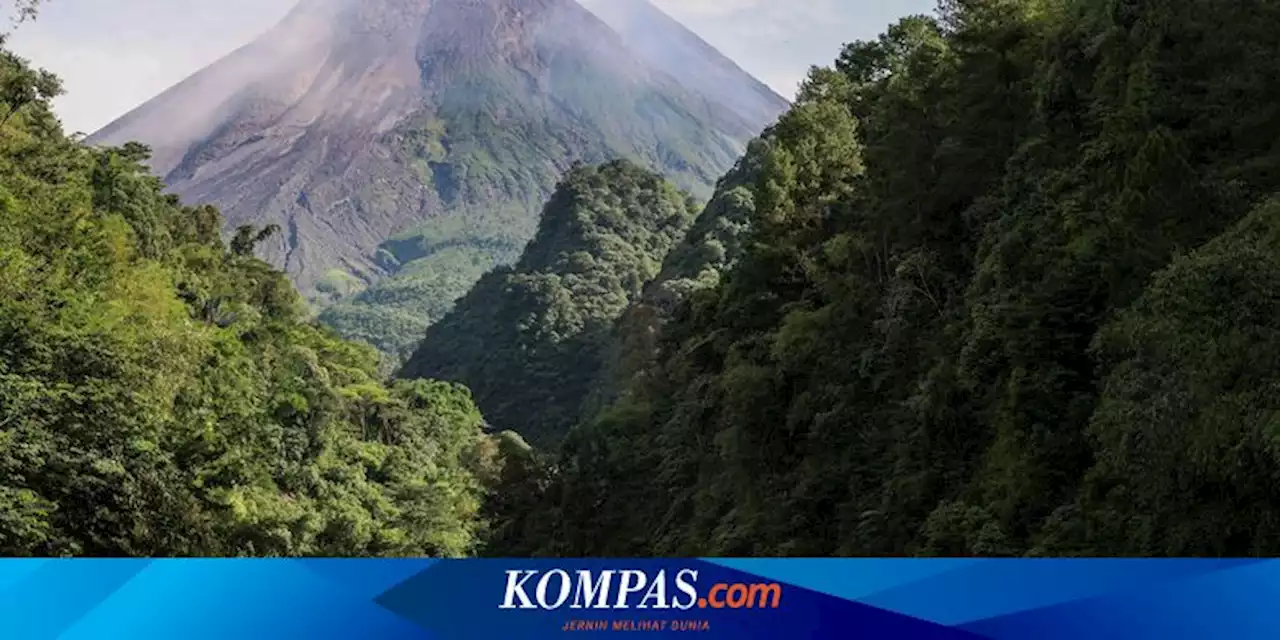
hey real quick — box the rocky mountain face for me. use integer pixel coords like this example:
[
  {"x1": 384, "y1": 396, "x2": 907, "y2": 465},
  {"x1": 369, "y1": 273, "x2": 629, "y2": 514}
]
[
  {"x1": 87, "y1": 0, "x2": 785, "y2": 339},
  {"x1": 579, "y1": 0, "x2": 790, "y2": 126}
]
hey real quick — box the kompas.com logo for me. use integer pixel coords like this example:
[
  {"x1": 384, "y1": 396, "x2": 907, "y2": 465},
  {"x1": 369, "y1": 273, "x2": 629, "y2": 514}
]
[{"x1": 499, "y1": 569, "x2": 783, "y2": 611}]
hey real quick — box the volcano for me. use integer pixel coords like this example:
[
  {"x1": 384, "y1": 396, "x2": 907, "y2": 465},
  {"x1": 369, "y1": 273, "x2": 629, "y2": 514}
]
[
  {"x1": 580, "y1": 0, "x2": 789, "y2": 127},
  {"x1": 87, "y1": 0, "x2": 785, "y2": 354}
]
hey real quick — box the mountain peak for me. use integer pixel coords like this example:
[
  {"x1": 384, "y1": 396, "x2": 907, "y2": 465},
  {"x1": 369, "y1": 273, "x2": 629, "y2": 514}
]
[
  {"x1": 89, "y1": 0, "x2": 614, "y2": 175},
  {"x1": 580, "y1": 0, "x2": 789, "y2": 123},
  {"x1": 87, "y1": 0, "x2": 781, "y2": 342}
]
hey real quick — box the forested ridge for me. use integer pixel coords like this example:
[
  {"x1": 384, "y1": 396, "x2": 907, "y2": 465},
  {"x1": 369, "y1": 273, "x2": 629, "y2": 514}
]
[
  {"x1": 484, "y1": 0, "x2": 1280, "y2": 557},
  {"x1": 401, "y1": 160, "x2": 699, "y2": 448},
  {"x1": 128, "y1": 0, "x2": 775, "y2": 364},
  {"x1": 0, "y1": 41, "x2": 495, "y2": 556},
  {"x1": 8, "y1": 0, "x2": 1280, "y2": 559}
]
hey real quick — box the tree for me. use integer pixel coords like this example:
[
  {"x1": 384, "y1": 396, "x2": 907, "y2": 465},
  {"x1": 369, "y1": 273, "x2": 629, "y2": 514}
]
[
  {"x1": 498, "y1": 0, "x2": 1280, "y2": 558},
  {"x1": 0, "y1": 43, "x2": 493, "y2": 557},
  {"x1": 3, "y1": 1, "x2": 43, "y2": 28},
  {"x1": 400, "y1": 160, "x2": 698, "y2": 448}
]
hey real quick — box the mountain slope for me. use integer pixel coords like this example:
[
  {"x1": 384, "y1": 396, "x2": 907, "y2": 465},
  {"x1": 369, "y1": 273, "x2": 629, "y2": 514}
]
[
  {"x1": 399, "y1": 159, "x2": 697, "y2": 447},
  {"x1": 579, "y1": 0, "x2": 790, "y2": 125},
  {"x1": 86, "y1": 0, "x2": 767, "y2": 309},
  {"x1": 582, "y1": 138, "x2": 768, "y2": 416}
]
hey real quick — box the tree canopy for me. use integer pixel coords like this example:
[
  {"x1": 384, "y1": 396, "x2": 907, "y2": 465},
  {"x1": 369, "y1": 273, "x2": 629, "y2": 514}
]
[
  {"x1": 400, "y1": 160, "x2": 698, "y2": 448},
  {"x1": 490, "y1": 0, "x2": 1280, "y2": 557},
  {"x1": 8, "y1": 0, "x2": 1280, "y2": 559},
  {"x1": 0, "y1": 44, "x2": 492, "y2": 556}
]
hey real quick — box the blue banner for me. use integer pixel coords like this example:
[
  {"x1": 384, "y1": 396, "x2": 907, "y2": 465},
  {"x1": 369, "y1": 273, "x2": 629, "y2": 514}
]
[{"x1": 1, "y1": 559, "x2": 1276, "y2": 639}]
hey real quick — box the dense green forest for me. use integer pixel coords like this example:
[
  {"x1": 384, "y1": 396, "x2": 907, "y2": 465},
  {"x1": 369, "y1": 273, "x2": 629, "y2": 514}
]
[
  {"x1": 316, "y1": 208, "x2": 534, "y2": 364},
  {"x1": 0, "y1": 40, "x2": 496, "y2": 556},
  {"x1": 484, "y1": 0, "x2": 1280, "y2": 556},
  {"x1": 400, "y1": 160, "x2": 699, "y2": 448},
  {"x1": 310, "y1": 38, "x2": 744, "y2": 361},
  {"x1": 8, "y1": 0, "x2": 1280, "y2": 559}
]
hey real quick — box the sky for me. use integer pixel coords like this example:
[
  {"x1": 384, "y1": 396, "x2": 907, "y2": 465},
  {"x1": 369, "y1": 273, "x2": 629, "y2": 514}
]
[{"x1": 6, "y1": 0, "x2": 936, "y2": 135}]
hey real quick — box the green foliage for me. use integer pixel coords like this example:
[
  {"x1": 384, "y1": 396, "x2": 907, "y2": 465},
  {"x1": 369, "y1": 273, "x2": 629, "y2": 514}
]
[
  {"x1": 0, "y1": 47, "x2": 490, "y2": 556},
  {"x1": 317, "y1": 52, "x2": 734, "y2": 358},
  {"x1": 1038, "y1": 201, "x2": 1280, "y2": 556},
  {"x1": 497, "y1": 0, "x2": 1280, "y2": 556},
  {"x1": 318, "y1": 207, "x2": 537, "y2": 361},
  {"x1": 315, "y1": 269, "x2": 366, "y2": 300},
  {"x1": 400, "y1": 160, "x2": 698, "y2": 448}
]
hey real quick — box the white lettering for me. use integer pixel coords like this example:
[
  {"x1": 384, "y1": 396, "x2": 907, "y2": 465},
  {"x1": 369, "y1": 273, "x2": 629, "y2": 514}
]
[
  {"x1": 673, "y1": 569, "x2": 699, "y2": 610},
  {"x1": 536, "y1": 569, "x2": 572, "y2": 609},
  {"x1": 614, "y1": 570, "x2": 648, "y2": 608},
  {"x1": 637, "y1": 570, "x2": 669, "y2": 609},
  {"x1": 571, "y1": 570, "x2": 615, "y2": 609},
  {"x1": 500, "y1": 570, "x2": 538, "y2": 609}
]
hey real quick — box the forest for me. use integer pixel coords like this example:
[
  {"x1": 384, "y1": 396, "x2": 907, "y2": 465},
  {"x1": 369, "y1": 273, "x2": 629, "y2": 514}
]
[
  {"x1": 483, "y1": 0, "x2": 1280, "y2": 557},
  {"x1": 0, "y1": 38, "x2": 495, "y2": 555},
  {"x1": 400, "y1": 159, "x2": 700, "y2": 448},
  {"x1": 5, "y1": 0, "x2": 1280, "y2": 558}
]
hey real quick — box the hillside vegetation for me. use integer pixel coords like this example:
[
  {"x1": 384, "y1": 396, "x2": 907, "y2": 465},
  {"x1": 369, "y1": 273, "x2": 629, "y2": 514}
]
[
  {"x1": 491, "y1": 0, "x2": 1280, "y2": 557},
  {"x1": 82, "y1": 0, "x2": 779, "y2": 362},
  {"x1": 400, "y1": 160, "x2": 698, "y2": 448},
  {"x1": 0, "y1": 42, "x2": 492, "y2": 556},
  {"x1": 314, "y1": 47, "x2": 744, "y2": 361},
  {"x1": 10, "y1": 0, "x2": 1280, "y2": 560}
]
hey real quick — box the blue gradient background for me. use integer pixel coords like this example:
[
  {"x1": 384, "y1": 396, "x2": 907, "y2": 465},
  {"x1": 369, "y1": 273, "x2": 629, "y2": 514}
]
[{"x1": 0, "y1": 558, "x2": 1273, "y2": 639}]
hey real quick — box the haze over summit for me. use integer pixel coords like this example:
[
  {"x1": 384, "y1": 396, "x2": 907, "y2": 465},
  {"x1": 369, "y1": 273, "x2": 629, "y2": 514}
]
[
  {"x1": 73, "y1": 0, "x2": 785, "y2": 358},
  {"x1": 8, "y1": 0, "x2": 936, "y2": 134}
]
